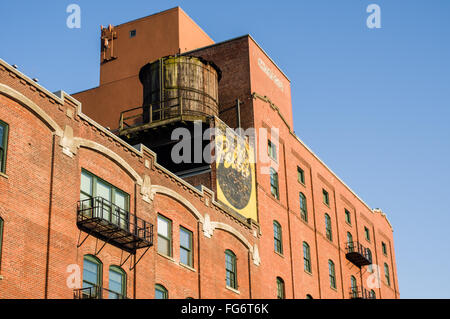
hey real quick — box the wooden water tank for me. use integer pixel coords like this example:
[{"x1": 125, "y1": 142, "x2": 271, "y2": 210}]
[{"x1": 139, "y1": 55, "x2": 221, "y2": 124}]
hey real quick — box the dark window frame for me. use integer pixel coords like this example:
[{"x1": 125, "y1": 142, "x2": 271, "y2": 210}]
[
  {"x1": 83, "y1": 254, "x2": 103, "y2": 290},
  {"x1": 157, "y1": 214, "x2": 173, "y2": 257},
  {"x1": 322, "y1": 189, "x2": 330, "y2": 206},
  {"x1": 225, "y1": 249, "x2": 238, "y2": 290},
  {"x1": 268, "y1": 140, "x2": 277, "y2": 161},
  {"x1": 0, "y1": 120, "x2": 9, "y2": 174},
  {"x1": 270, "y1": 168, "x2": 279, "y2": 200},
  {"x1": 382, "y1": 242, "x2": 388, "y2": 256},
  {"x1": 299, "y1": 192, "x2": 308, "y2": 222},
  {"x1": 109, "y1": 265, "x2": 127, "y2": 299},
  {"x1": 276, "y1": 277, "x2": 285, "y2": 299},
  {"x1": 364, "y1": 226, "x2": 371, "y2": 242},
  {"x1": 80, "y1": 169, "x2": 130, "y2": 228},
  {"x1": 273, "y1": 221, "x2": 283, "y2": 255},
  {"x1": 303, "y1": 242, "x2": 311, "y2": 273},
  {"x1": 180, "y1": 226, "x2": 193, "y2": 267},
  {"x1": 384, "y1": 263, "x2": 391, "y2": 286},
  {"x1": 345, "y1": 209, "x2": 351, "y2": 225},
  {"x1": 297, "y1": 166, "x2": 305, "y2": 184},
  {"x1": 325, "y1": 213, "x2": 333, "y2": 241},
  {"x1": 328, "y1": 259, "x2": 336, "y2": 289},
  {"x1": 155, "y1": 284, "x2": 168, "y2": 299}
]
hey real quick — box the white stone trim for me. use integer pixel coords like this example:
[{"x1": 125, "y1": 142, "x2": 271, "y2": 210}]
[{"x1": 0, "y1": 83, "x2": 63, "y2": 137}]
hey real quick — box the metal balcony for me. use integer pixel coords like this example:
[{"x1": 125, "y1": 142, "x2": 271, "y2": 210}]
[
  {"x1": 73, "y1": 286, "x2": 127, "y2": 299},
  {"x1": 349, "y1": 287, "x2": 376, "y2": 300},
  {"x1": 77, "y1": 197, "x2": 153, "y2": 253},
  {"x1": 345, "y1": 241, "x2": 372, "y2": 267}
]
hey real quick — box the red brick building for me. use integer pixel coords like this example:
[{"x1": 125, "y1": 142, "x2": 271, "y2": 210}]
[{"x1": 0, "y1": 7, "x2": 399, "y2": 299}]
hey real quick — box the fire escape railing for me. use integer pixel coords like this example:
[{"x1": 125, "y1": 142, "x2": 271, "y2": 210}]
[
  {"x1": 77, "y1": 197, "x2": 153, "y2": 253},
  {"x1": 73, "y1": 286, "x2": 128, "y2": 299},
  {"x1": 345, "y1": 241, "x2": 372, "y2": 267},
  {"x1": 349, "y1": 286, "x2": 376, "y2": 299}
]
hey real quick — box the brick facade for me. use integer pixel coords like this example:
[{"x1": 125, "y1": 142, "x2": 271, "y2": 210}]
[{"x1": 0, "y1": 9, "x2": 399, "y2": 300}]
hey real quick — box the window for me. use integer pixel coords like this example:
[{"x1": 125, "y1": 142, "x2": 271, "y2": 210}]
[
  {"x1": 347, "y1": 232, "x2": 353, "y2": 252},
  {"x1": 109, "y1": 266, "x2": 126, "y2": 299},
  {"x1": 367, "y1": 248, "x2": 373, "y2": 273},
  {"x1": 270, "y1": 168, "x2": 279, "y2": 200},
  {"x1": 328, "y1": 260, "x2": 336, "y2": 289},
  {"x1": 322, "y1": 189, "x2": 329, "y2": 206},
  {"x1": 306, "y1": 294, "x2": 313, "y2": 299},
  {"x1": 299, "y1": 192, "x2": 307, "y2": 222},
  {"x1": 83, "y1": 255, "x2": 102, "y2": 297},
  {"x1": 384, "y1": 263, "x2": 390, "y2": 286},
  {"x1": 297, "y1": 166, "x2": 305, "y2": 184},
  {"x1": 345, "y1": 209, "x2": 351, "y2": 225},
  {"x1": 273, "y1": 221, "x2": 283, "y2": 254},
  {"x1": 180, "y1": 227, "x2": 193, "y2": 267},
  {"x1": 303, "y1": 242, "x2": 311, "y2": 273},
  {"x1": 325, "y1": 214, "x2": 332, "y2": 241},
  {"x1": 370, "y1": 290, "x2": 376, "y2": 299},
  {"x1": 129, "y1": 30, "x2": 136, "y2": 38},
  {"x1": 0, "y1": 217, "x2": 3, "y2": 269},
  {"x1": 225, "y1": 250, "x2": 237, "y2": 289},
  {"x1": 382, "y1": 242, "x2": 388, "y2": 256},
  {"x1": 80, "y1": 169, "x2": 129, "y2": 228},
  {"x1": 268, "y1": 140, "x2": 277, "y2": 161},
  {"x1": 276, "y1": 277, "x2": 285, "y2": 299},
  {"x1": 155, "y1": 284, "x2": 168, "y2": 299},
  {"x1": 0, "y1": 121, "x2": 9, "y2": 173},
  {"x1": 157, "y1": 215, "x2": 172, "y2": 257},
  {"x1": 364, "y1": 227, "x2": 370, "y2": 242},
  {"x1": 350, "y1": 275, "x2": 358, "y2": 297}
]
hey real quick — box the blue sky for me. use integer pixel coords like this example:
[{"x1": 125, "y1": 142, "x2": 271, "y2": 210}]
[{"x1": 1, "y1": 0, "x2": 449, "y2": 298}]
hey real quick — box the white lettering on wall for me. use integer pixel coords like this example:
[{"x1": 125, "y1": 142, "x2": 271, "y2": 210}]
[{"x1": 258, "y1": 58, "x2": 284, "y2": 92}]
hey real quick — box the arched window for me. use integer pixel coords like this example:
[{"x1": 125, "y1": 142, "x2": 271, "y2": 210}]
[
  {"x1": 306, "y1": 294, "x2": 313, "y2": 299},
  {"x1": 155, "y1": 284, "x2": 168, "y2": 299},
  {"x1": 225, "y1": 250, "x2": 237, "y2": 289},
  {"x1": 325, "y1": 214, "x2": 332, "y2": 241},
  {"x1": 350, "y1": 275, "x2": 358, "y2": 298},
  {"x1": 370, "y1": 289, "x2": 376, "y2": 299},
  {"x1": 384, "y1": 263, "x2": 391, "y2": 286},
  {"x1": 328, "y1": 260, "x2": 336, "y2": 289},
  {"x1": 347, "y1": 232, "x2": 353, "y2": 252},
  {"x1": 299, "y1": 192, "x2": 307, "y2": 222},
  {"x1": 109, "y1": 266, "x2": 126, "y2": 299},
  {"x1": 276, "y1": 277, "x2": 285, "y2": 299},
  {"x1": 0, "y1": 217, "x2": 3, "y2": 269},
  {"x1": 273, "y1": 221, "x2": 283, "y2": 254},
  {"x1": 82, "y1": 255, "x2": 102, "y2": 298},
  {"x1": 270, "y1": 168, "x2": 279, "y2": 200},
  {"x1": 303, "y1": 242, "x2": 311, "y2": 273}
]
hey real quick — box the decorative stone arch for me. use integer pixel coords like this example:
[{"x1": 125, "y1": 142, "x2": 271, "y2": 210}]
[
  {"x1": 211, "y1": 222, "x2": 252, "y2": 250},
  {"x1": 149, "y1": 185, "x2": 204, "y2": 224},
  {"x1": 210, "y1": 221, "x2": 260, "y2": 266},
  {"x1": 73, "y1": 137, "x2": 143, "y2": 185},
  {"x1": 0, "y1": 83, "x2": 63, "y2": 137}
]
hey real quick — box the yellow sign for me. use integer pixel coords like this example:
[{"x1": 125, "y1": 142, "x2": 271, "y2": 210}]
[{"x1": 215, "y1": 117, "x2": 257, "y2": 222}]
